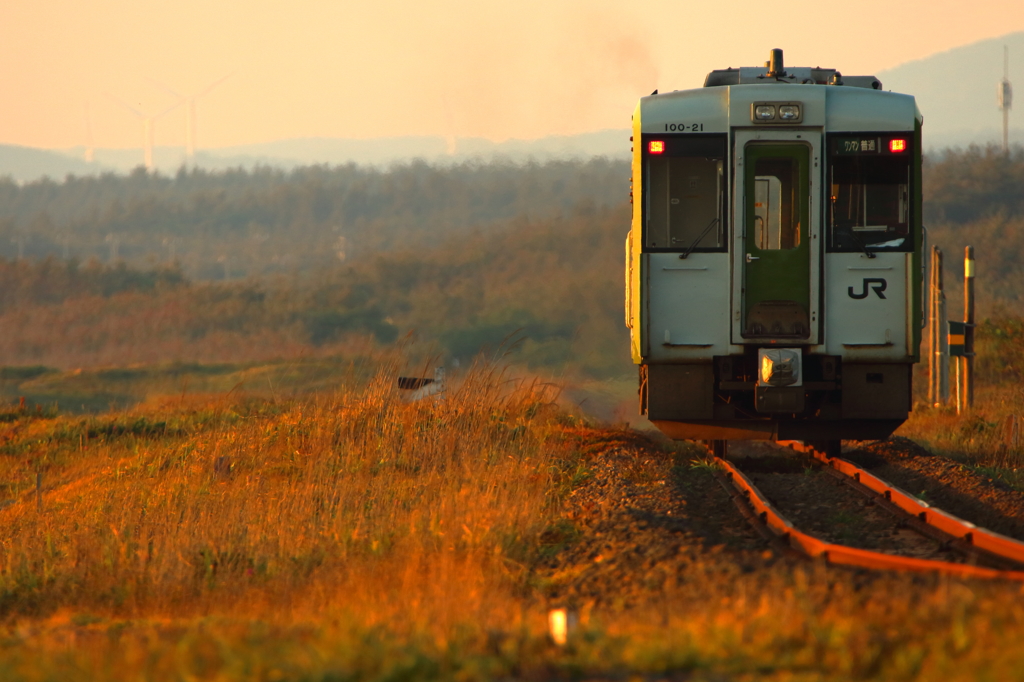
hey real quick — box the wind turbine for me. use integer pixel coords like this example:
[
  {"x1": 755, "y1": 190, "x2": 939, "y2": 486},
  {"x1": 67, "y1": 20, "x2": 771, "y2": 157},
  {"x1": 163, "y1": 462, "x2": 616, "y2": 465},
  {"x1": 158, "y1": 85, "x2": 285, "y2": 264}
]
[
  {"x1": 104, "y1": 93, "x2": 181, "y2": 170},
  {"x1": 83, "y1": 100, "x2": 95, "y2": 163},
  {"x1": 441, "y1": 93, "x2": 458, "y2": 156},
  {"x1": 148, "y1": 73, "x2": 234, "y2": 164}
]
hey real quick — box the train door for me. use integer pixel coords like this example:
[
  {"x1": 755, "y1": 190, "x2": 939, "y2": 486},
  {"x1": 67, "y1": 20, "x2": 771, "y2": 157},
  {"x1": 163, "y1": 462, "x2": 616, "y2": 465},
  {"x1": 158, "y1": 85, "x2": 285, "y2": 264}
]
[{"x1": 732, "y1": 133, "x2": 820, "y2": 344}]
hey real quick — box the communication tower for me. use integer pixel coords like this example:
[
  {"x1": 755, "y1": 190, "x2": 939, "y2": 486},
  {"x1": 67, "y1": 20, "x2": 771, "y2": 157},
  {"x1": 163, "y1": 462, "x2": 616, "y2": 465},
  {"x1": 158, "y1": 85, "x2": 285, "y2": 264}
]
[{"x1": 998, "y1": 45, "x2": 1013, "y2": 153}]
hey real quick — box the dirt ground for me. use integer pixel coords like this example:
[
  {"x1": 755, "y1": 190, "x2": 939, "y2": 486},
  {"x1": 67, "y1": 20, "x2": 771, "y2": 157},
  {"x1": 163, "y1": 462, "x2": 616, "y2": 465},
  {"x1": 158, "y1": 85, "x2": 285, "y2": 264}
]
[
  {"x1": 535, "y1": 430, "x2": 1024, "y2": 610},
  {"x1": 535, "y1": 429, "x2": 776, "y2": 610}
]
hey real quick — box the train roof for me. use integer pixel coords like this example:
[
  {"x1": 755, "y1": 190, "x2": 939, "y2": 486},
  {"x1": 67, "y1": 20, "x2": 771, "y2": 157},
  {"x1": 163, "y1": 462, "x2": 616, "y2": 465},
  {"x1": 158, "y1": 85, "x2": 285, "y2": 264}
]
[
  {"x1": 636, "y1": 50, "x2": 922, "y2": 131},
  {"x1": 704, "y1": 67, "x2": 881, "y2": 91},
  {"x1": 704, "y1": 49, "x2": 881, "y2": 90}
]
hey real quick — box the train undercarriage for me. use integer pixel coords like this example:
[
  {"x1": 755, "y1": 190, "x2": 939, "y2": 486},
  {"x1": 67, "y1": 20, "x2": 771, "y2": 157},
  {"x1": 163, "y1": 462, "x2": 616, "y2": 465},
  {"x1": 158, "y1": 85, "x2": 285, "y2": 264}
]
[{"x1": 640, "y1": 354, "x2": 911, "y2": 441}]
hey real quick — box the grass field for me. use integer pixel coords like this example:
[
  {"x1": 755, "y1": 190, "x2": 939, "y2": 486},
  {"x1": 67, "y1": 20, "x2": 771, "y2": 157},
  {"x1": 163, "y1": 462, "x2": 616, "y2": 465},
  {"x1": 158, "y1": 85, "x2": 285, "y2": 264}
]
[
  {"x1": 0, "y1": 355, "x2": 387, "y2": 414},
  {"x1": 901, "y1": 380, "x2": 1024, "y2": 491},
  {"x1": 2, "y1": 358, "x2": 1024, "y2": 680},
  {"x1": 0, "y1": 357, "x2": 577, "y2": 679}
]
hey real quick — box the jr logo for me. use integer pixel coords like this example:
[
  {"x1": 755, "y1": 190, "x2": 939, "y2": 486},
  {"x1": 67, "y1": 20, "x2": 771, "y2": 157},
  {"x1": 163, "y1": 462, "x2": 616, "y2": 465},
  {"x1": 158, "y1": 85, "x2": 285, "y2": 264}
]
[{"x1": 848, "y1": 278, "x2": 887, "y2": 300}]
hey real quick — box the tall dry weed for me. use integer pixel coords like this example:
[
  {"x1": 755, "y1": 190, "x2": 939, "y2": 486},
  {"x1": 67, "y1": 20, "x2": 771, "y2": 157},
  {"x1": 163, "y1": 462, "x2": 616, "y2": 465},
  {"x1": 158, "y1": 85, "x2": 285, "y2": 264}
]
[
  {"x1": 904, "y1": 383, "x2": 1024, "y2": 473},
  {"x1": 0, "y1": 359, "x2": 566, "y2": 635}
]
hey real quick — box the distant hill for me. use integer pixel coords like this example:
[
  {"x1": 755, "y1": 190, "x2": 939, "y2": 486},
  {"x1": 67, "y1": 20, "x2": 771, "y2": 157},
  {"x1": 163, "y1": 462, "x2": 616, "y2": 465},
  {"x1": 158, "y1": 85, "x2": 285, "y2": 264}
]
[
  {"x1": 44, "y1": 129, "x2": 631, "y2": 178},
  {"x1": 0, "y1": 145, "x2": 110, "y2": 182},
  {"x1": 211, "y1": 130, "x2": 630, "y2": 168},
  {"x1": 878, "y1": 31, "x2": 1024, "y2": 149}
]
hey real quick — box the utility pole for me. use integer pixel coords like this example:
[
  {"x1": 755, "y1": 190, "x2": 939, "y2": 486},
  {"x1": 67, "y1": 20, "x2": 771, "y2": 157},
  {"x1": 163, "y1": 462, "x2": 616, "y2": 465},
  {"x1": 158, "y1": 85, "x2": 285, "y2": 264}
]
[
  {"x1": 105, "y1": 234, "x2": 120, "y2": 262},
  {"x1": 998, "y1": 45, "x2": 1013, "y2": 154}
]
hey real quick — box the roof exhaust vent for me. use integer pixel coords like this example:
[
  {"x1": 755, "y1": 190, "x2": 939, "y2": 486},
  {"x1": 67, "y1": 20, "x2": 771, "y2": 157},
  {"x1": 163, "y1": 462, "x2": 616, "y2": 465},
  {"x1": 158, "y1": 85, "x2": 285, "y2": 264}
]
[{"x1": 766, "y1": 48, "x2": 786, "y2": 77}]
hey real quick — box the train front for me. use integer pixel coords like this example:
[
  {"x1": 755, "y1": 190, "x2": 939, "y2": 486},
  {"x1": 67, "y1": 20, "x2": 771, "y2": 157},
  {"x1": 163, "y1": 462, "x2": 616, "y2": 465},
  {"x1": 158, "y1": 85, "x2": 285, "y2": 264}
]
[{"x1": 625, "y1": 50, "x2": 923, "y2": 442}]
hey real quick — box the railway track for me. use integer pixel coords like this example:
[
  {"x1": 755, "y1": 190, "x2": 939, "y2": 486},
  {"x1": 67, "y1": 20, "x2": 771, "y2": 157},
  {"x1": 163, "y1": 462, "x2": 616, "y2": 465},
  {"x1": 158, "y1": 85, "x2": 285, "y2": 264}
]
[{"x1": 710, "y1": 440, "x2": 1024, "y2": 580}]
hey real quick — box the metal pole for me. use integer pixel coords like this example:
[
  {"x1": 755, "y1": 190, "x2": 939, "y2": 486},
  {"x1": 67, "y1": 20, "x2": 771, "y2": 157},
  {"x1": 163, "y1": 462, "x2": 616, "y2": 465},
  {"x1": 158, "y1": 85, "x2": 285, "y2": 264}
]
[
  {"x1": 1006, "y1": 107, "x2": 1011, "y2": 155},
  {"x1": 939, "y1": 291, "x2": 949, "y2": 404},
  {"x1": 928, "y1": 247, "x2": 936, "y2": 405},
  {"x1": 955, "y1": 357, "x2": 962, "y2": 415},
  {"x1": 964, "y1": 246, "x2": 975, "y2": 409},
  {"x1": 934, "y1": 248, "x2": 950, "y2": 406},
  {"x1": 928, "y1": 246, "x2": 938, "y2": 405}
]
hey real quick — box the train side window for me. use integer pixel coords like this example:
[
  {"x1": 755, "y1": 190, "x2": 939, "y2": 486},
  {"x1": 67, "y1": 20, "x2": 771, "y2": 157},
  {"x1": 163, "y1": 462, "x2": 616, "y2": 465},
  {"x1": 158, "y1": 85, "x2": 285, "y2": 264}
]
[
  {"x1": 827, "y1": 135, "x2": 913, "y2": 252},
  {"x1": 643, "y1": 136, "x2": 726, "y2": 251}
]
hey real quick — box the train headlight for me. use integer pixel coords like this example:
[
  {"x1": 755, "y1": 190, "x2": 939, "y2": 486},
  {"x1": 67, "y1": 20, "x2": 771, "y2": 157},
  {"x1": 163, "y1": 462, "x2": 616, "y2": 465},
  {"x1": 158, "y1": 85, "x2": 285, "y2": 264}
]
[
  {"x1": 758, "y1": 349, "x2": 801, "y2": 387},
  {"x1": 778, "y1": 104, "x2": 801, "y2": 120},
  {"x1": 751, "y1": 101, "x2": 803, "y2": 124}
]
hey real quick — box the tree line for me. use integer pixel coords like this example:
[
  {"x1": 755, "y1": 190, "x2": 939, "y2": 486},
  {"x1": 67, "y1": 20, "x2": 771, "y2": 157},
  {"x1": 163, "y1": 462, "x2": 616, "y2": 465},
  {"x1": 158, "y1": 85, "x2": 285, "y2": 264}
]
[{"x1": 0, "y1": 159, "x2": 628, "y2": 280}]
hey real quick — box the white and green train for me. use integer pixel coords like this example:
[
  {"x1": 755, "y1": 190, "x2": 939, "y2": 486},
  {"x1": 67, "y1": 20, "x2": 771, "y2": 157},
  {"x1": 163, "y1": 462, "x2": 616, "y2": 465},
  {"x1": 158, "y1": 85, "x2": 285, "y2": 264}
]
[{"x1": 626, "y1": 49, "x2": 923, "y2": 446}]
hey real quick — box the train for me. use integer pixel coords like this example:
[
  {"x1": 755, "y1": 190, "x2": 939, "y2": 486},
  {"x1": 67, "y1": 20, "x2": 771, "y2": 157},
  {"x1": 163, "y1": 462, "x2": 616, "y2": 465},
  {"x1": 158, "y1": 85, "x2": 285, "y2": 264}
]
[{"x1": 625, "y1": 49, "x2": 923, "y2": 449}]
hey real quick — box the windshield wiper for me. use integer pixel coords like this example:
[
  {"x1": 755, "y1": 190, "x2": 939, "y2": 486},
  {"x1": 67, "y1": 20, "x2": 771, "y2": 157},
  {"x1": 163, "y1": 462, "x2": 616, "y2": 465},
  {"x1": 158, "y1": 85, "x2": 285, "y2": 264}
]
[
  {"x1": 678, "y1": 218, "x2": 720, "y2": 259},
  {"x1": 846, "y1": 230, "x2": 877, "y2": 259}
]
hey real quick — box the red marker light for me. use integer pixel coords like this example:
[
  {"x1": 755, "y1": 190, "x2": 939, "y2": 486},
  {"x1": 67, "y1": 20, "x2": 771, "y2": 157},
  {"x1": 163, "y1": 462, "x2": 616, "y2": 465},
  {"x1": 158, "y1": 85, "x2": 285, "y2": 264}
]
[
  {"x1": 649, "y1": 140, "x2": 665, "y2": 154},
  {"x1": 889, "y1": 139, "x2": 907, "y2": 153}
]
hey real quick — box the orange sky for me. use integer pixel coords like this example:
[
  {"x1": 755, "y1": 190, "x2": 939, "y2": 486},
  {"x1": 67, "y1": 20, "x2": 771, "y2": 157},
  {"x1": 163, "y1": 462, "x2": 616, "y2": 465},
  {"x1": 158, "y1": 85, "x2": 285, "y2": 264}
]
[{"x1": 2, "y1": 0, "x2": 1023, "y2": 150}]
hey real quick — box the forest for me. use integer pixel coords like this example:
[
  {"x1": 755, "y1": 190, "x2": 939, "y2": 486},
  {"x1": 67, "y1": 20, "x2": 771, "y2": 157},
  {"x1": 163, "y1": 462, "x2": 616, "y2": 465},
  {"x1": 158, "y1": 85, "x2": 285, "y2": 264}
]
[
  {"x1": 0, "y1": 159, "x2": 627, "y2": 279},
  {"x1": 0, "y1": 145, "x2": 1020, "y2": 387}
]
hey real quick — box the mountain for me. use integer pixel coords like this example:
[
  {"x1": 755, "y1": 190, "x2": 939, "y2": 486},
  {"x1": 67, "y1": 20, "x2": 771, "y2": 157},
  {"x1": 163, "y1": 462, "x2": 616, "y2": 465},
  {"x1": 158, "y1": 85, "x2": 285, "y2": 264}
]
[
  {"x1": 878, "y1": 31, "x2": 1024, "y2": 149},
  {"x1": 43, "y1": 129, "x2": 631, "y2": 177}
]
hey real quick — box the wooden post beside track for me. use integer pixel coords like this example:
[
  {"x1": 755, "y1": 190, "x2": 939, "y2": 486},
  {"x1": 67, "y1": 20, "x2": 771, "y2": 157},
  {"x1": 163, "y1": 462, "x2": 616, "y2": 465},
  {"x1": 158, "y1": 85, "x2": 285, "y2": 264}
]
[{"x1": 965, "y1": 246, "x2": 975, "y2": 409}]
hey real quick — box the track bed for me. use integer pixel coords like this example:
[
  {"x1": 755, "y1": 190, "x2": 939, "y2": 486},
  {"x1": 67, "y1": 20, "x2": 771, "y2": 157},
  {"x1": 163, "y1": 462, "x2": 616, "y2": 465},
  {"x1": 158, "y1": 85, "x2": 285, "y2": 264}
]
[{"x1": 730, "y1": 442, "x2": 969, "y2": 564}]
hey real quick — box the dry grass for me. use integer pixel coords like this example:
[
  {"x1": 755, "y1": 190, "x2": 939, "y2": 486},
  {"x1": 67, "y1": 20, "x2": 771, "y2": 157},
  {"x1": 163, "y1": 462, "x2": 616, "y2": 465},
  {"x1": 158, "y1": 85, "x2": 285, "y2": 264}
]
[
  {"x1": 0, "y1": 359, "x2": 585, "y2": 679},
  {"x1": 903, "y1": 319, "x2": 1024, "y2": 476},
  {"x1": 4, "y1": 361, "x2": 1024, "y2": 680},
  {"x1": 903, "y1": 382, "x2": 1024, "y2": 481}
]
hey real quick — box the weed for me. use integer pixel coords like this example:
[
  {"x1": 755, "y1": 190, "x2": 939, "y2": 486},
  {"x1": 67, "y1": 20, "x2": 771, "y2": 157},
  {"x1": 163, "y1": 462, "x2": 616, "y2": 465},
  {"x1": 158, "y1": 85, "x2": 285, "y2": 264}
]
[
  {"x1": 827, "y1": 509, "x2": 860, "y2": 526},
  {"x1": 535, "y1": 519, "x2": 581, "y2": 560},
  {"x1": 689, "y1": 459, "x2": 720, "y2": 472}
]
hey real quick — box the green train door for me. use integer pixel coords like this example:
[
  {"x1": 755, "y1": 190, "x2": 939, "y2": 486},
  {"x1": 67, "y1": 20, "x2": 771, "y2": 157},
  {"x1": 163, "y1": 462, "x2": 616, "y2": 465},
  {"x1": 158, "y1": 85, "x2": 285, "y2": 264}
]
[{"x1": 742, "y1": 143, "x2": 811, "y2": 339}]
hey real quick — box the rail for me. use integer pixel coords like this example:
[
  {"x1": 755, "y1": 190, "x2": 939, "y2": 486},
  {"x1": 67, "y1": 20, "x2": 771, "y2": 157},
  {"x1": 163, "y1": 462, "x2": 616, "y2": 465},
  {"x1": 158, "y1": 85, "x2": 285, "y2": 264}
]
[
  {"x1": 780, "y1": 440, "x2": 1024, "y2": 567},
  {"x1": 713, "y1": 442, "x2": 1024, "y2": 581}
]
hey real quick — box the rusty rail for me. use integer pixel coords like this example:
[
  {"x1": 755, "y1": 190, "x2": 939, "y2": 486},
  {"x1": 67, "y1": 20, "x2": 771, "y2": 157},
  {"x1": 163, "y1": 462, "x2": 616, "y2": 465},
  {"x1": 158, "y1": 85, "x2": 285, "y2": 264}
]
[
  {"x1": 715, "y1": 448, "x2": 1024, "y2": 581},
  {"x1": 780, "y1": 440, "x2": 1024, "y2": 568}
]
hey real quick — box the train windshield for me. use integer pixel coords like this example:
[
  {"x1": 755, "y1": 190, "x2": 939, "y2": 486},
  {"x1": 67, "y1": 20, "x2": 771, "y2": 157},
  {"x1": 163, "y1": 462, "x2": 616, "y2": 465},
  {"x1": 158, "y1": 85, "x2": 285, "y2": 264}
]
[
  {"x1": 644, "y1": 136, "x2": 727, "y2": 251},
  {"x1": 828, "y1": 135, "x2": 912, "y2": 252}
]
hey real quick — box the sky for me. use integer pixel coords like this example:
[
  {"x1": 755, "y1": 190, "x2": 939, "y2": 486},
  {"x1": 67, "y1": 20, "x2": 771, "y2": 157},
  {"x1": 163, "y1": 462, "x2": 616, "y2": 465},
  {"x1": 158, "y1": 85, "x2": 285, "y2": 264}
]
[{"x1": 2, "y1": 0, "x2": 1024, "y2": 152}]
